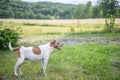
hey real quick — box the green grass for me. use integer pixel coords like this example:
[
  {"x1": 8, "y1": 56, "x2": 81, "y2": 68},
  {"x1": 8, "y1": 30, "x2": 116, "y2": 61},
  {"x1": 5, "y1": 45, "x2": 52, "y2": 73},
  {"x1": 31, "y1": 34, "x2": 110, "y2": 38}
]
[{"x1": 0, "y1": 44, "x2": 120, "y2": 80}]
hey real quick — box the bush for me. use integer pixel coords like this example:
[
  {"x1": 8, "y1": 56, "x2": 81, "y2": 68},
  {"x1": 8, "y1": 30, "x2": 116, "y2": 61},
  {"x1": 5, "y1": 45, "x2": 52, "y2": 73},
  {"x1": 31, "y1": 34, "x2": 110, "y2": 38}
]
[
  {"x1": 0, "y1": 28, "x2": 19, "y2": 50},
  {"x1": 70, "y1": 25, "x2": 76, "y2": 32},
  {"x1": 105, "y1": 15, "x2": 115, "y2": 32}
]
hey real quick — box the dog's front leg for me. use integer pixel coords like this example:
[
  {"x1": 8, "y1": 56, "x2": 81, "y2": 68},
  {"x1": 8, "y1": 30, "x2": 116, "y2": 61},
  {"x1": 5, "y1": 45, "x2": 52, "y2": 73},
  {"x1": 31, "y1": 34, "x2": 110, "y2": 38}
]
[
  {"x1": 14, "y1": 58, "x2": 24, "y2": 76},
  {"x1": 42, "y1": 58, "x2": 48, "y2": 76},
  {"x1": 18, "y1": 66, "x2": 23, "y2": 75}
]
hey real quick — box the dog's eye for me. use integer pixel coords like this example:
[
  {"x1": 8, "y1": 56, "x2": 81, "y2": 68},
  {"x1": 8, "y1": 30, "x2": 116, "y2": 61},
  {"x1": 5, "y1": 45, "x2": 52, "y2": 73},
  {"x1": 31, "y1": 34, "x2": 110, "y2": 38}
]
[{"x1": 57, "y1": 42, "x2": 60, "y2": 45}]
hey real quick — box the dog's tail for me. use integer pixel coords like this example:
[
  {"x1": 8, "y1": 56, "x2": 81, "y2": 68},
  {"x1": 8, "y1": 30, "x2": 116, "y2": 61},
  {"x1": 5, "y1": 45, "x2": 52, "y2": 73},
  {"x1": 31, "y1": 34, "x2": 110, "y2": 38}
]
[
  {"x1": 8, "y1": 42, "x2": 20, "y2": 51},
  {"x1": 9, "y1": 42, "x2": 14, "y2": 51}
]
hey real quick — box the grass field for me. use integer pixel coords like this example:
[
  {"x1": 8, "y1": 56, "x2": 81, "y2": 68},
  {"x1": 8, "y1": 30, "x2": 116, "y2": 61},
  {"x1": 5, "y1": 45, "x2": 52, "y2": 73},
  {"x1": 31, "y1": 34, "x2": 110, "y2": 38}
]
[
  {"x1": 0, "y1": 19, "x2": 120, "y2": 80},
  {"x1": 0, "y1": 44, "x2": 120, "y2": 80},
  {"x1": 0, "y1": 19, "x2": 120, "y2": 37}
]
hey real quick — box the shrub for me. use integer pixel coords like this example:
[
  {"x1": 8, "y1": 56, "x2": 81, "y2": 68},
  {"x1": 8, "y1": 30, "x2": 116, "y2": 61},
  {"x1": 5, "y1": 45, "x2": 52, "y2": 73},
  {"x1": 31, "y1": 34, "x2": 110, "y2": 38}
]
[
  {"x1": 70, "y1": 25, "x2": 75, "y2": 32},
  {"x1": 105, "y1": 15, "x2": 115, "y2": 32},
  {"x1": 0, "y1": 28, "x2": 19, "y2": 50}
]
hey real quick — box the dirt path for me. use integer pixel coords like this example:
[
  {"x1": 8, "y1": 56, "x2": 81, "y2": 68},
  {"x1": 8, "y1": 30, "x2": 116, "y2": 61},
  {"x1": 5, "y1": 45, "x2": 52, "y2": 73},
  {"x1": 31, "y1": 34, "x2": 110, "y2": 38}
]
[{"x1": 19, "y1": 35, "x2": 120, "y2": 45}]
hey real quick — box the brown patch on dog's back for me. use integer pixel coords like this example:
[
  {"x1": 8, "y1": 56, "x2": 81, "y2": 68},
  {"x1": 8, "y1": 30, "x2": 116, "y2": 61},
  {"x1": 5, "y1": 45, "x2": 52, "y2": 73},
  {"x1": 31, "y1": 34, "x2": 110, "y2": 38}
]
[
  {"x1": 17, "y1": 50, "x2": 21, "y2": 58},
  {"x1": 13, "y1": 47, "x2": 21, "y2": 58},
  {"x1": 33, "y1": 47, "x2": 41, "y2": 55}
]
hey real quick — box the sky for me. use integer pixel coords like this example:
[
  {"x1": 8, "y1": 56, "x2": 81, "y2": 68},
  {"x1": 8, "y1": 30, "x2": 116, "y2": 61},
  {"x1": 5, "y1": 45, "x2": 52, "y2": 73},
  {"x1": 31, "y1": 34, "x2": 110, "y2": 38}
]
[{"x1": 21, "y1": 0, "x2": 97, "y2": 5}]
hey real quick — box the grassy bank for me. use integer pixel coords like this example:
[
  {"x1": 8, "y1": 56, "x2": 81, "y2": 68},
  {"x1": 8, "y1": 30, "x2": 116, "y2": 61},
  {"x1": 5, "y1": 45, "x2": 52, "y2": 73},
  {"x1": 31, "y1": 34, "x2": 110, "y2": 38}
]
[{"x1": 0, "y1": 44, "x2": 120, "y2": 80}]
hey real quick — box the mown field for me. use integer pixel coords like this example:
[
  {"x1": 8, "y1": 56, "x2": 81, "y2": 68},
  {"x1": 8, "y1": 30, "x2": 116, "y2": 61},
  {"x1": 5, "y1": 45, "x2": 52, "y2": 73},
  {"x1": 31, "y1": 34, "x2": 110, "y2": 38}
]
[{"x1": 0, "y1": 19, "x2": 120, "y2": 80}]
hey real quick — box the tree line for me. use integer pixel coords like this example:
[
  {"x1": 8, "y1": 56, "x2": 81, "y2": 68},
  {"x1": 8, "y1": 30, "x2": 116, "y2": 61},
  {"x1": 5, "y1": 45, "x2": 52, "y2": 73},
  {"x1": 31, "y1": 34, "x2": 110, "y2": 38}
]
[{"x1": 0, "y1": 0, "x2": 119, "y2": 19}]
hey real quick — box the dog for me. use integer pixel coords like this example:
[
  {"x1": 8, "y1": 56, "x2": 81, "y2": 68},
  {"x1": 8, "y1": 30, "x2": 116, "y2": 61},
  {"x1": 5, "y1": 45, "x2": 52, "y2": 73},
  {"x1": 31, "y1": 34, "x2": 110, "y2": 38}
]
[{"x1": 8, "y1": 40, "x2": 63, "y2": 76}]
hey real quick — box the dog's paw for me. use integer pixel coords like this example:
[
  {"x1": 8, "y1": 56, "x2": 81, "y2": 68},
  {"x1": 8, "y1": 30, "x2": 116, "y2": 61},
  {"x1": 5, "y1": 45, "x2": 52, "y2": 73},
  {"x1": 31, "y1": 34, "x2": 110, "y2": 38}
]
[
  {"x1": 14, "y1": 73, "x2": 18, "y2": 77},
  {"x1": 44, "y1": 73, "x2": 47, "y2": 76},
  {"x1": 20, "y1": 72, "x2": 23, "y2": 76}
]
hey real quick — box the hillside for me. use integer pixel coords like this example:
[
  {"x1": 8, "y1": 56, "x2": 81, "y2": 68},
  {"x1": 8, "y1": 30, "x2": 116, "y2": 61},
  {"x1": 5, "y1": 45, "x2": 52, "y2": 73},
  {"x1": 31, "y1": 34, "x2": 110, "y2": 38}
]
[
  {"x1": 0, "y1": 0, "x2": 119, "y2": 19},
  {"x1": 0, "y1": 1, "x2": 75, "y2": 19}
]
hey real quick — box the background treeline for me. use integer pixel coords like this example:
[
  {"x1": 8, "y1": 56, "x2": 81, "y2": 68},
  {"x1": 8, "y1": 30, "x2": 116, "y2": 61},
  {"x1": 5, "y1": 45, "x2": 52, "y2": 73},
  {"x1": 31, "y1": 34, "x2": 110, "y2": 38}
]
[{"x1": 0, "y1": 0, "x2": 120, "y2": 19}]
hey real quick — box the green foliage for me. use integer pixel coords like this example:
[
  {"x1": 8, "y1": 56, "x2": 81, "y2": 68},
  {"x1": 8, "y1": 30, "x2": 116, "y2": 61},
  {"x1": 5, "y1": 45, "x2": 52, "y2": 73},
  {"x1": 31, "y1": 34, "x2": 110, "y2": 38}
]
[
  {"x1": 105, "y1": 15, "x2": 115, "y2": 32},
  {"x1": 98, "y1": 0, "x2": 119, "y2": 32},
  {"x1": 0, "y1": 28, "x2": 19, "y2": 50},
  {"x1": 91, "y1": 6, "x2": 103, "y2": 18},
  {"x1": 0, "y1": 0, "x2": 120, "y2": 19},
  {"x1": 0, "y1": 1, "x2": 74, "y2": 19},
  {"x1": 98, "y1": 0, "x2": 119, "y2": 17},
  {"x1": 70, "y1": 25, "x2": 76, "y2": 32},
  {"x1": 83, "y1": 1, "x2": 92, "y2": 18},
  {"x1": 74, "y1": 4, "x2": 84, "y2": 19},
  {"x1": 74, "y1": 1, "x2": 92, "y2": 19}
]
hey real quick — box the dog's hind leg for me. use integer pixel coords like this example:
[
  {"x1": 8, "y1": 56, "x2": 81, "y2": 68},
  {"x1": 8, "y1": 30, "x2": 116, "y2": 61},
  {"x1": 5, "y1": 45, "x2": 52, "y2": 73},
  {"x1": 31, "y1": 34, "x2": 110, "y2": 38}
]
[
  {"x1": 14, "y1": 57, "x2": 24, "y2": 76},
  {"x1": 18, "y1": 63, "x2": 23, "y2": 75}
]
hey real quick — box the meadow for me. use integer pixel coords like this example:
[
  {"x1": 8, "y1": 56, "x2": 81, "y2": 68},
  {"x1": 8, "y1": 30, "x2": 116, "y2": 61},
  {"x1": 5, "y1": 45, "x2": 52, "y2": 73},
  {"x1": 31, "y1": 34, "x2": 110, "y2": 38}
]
[{"x1": 0, "y1": 19, "x2": 120, "y2": 80}]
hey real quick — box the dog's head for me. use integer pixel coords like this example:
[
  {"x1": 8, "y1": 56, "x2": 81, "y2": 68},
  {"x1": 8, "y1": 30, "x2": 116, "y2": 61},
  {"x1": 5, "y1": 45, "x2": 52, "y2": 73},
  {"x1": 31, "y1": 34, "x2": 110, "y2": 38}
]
[{"x1": 50, "y1": 40, "x2": 64, "y2": 50}]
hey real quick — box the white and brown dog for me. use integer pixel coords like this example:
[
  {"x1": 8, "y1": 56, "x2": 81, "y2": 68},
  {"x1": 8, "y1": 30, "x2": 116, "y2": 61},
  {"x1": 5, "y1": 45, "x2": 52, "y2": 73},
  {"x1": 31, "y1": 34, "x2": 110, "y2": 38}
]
[{"x1": 8, "y1": 40, "x2": 63, "y2": 76}]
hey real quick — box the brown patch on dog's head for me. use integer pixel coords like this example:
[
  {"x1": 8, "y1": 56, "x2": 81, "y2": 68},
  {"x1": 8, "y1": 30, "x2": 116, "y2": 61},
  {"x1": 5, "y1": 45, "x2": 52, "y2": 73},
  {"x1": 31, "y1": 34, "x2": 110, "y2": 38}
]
[
  {"x1": 33, "y1": 47, "x2": 41, "y2": 55},
  {"x1": 50, "y1": 40, "x2": 63, "y2": 50},
  {"x1": 50, "y1": 40, "x2": 56, "y2": 47}
]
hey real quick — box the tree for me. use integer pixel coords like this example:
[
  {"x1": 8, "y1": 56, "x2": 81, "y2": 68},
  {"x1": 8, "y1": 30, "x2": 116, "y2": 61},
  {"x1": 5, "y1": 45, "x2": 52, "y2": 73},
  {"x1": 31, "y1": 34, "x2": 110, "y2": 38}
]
[
  {"x1": 74, "y1": 4, "x2": 84, "y2": 19},
  {"x1": 0, "y1": 0, "x2": 13, "y2": 18},
  {"x1": 74, "y1": 1, "x2": 92, "y2": 19},
  {"x1": 98, "y1": 0, "x2": 119, "y2": 17},
  {"x1": 98, "y1": 0, "x2": 119, "y2": 32},
  {"x1": 83, "y1": 1, "x2": 92, "y2": 18},
  {"x1": 92, "y1": 6, "x2": 103, "y2": 18}
]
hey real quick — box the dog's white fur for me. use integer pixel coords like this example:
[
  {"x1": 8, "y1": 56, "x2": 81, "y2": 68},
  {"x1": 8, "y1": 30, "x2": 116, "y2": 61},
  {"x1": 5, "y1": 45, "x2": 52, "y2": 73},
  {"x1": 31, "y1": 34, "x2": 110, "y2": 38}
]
[{"x1": 9, "y1": 40, "x2": 62, "y2": 76}]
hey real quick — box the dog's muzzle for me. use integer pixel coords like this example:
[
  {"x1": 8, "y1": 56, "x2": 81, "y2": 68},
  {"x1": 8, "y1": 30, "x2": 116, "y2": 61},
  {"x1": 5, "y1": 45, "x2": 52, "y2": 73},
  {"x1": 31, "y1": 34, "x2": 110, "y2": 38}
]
[{"x1": 55, "y1": 43, "x2": 64, "y2": 50}]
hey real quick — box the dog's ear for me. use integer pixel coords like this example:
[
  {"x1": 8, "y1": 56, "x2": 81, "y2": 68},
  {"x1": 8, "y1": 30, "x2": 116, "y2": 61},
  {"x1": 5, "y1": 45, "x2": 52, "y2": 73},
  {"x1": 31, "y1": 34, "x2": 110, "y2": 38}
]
[
  {"x1": 50, "y1": 40, "x2": 56, "y2": 47},
  {"x1": 50, "y1": 40, "x2": 56, "y2": 44}
]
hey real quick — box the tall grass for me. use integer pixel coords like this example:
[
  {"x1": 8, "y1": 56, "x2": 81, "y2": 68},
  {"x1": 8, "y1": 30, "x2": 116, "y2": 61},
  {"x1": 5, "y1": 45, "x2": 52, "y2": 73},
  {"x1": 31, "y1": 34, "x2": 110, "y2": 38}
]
[{"x1": 0, "y1": 19, "x2": 120, "y2": 37}]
